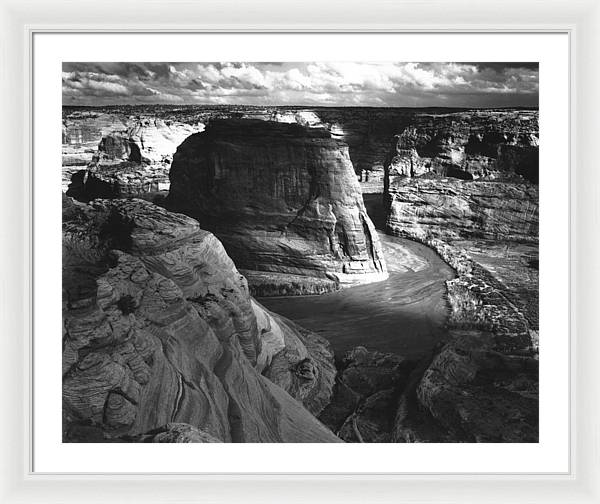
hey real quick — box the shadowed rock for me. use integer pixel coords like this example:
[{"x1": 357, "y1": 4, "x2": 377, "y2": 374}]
[{"x1": 384, "y1": 111, "x2": 539, "y2": 185}]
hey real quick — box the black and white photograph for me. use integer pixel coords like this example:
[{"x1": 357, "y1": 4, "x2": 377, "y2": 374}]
[{"x1": 61, "y1": 61, "x2": 539, "y2": 444}]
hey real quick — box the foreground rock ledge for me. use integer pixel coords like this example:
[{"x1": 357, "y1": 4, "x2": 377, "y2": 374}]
[
  {"x1": 166, "y1": 119, "x2": 388, "y2": 296},
  {"x1": 62, "y1": 197, "x2": 339, "y2": 442}
]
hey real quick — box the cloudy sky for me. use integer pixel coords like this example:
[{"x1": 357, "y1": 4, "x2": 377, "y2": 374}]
[{"x1": 62, "y1": 62, "x2": 538, "y2": 107}]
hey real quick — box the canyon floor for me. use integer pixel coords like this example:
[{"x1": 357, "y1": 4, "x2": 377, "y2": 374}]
[{"x1": 259, "y1": 194, "x2": 456, "y2": 359}]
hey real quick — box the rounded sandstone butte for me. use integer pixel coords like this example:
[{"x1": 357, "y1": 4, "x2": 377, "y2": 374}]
[{"x1": 167, "y1": 119, "x2": 388, "y2": 296}]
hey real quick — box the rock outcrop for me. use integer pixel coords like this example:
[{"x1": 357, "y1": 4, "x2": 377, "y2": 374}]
[
  {"x1": 167, "y1": 119, "x2": 388, "y2": 296},
  {"x1": 62, "y1": 197, "x2": 339, "y2": 442},
  {"x1": 386, "y1": 178, "x2": 539, "y2": 243},
  {"x1": 319, "y1": 347, "x2": 413, "y2": 442},
  {"x1": 413, "y1": 330, "x2": 538, "y2": 442},
  {"x1": 384, "y1": 110, "x2": 539, "y2": 243},
  {"x1": 66, "y1": 118, "x2": 201, "y2": 200},
  {"x1": 96, "y1": 119, "x2": 200, "y2": 168},
  {"x1": 384, "y1": 110, "x2": 539, "y2": 184}
]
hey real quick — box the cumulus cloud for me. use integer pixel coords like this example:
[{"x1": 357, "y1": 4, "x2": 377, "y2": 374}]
[{"x1": 62, "y1": 61, "x2": 538, "y2": 107}]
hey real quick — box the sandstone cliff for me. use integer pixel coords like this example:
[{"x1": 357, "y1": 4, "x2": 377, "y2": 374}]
[
  {"x1": 374, "y1": 111, "x2": 539, "y2": 442},
  {"x1": 63, "y1": 106, "x2": 539, "y2": 195},
  {"x1": 384, "y1": 110, "x2": 539, "y2": 184},
  {"x1": 167, "y1": 119, "x2": 388, "y2": 296},
  {"x1": 62, "y1": 197, "x2": 339, "y2": 442},
  {"x1": 66, "y1": 118, "x2": 201, "y2": 200},
  {"x1": 386, "y1": 178, "x2": 539, "y2": 243},
  {"x1": 384, "y1": 111, "x2": 539, "y2": 244}
]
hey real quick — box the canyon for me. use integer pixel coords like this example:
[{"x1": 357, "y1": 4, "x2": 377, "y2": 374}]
[{"x1": 62, "y1": 105, "x2": 539, "y2": 443}]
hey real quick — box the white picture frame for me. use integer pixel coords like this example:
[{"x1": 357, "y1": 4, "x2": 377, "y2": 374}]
[{"x1": 1, "y1": 0, "x2": 598, "y2": 502}]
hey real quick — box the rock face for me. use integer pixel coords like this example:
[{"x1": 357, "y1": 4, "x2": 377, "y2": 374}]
[
  {"x1": 376, "y1": 110, "x2": 539, "y2": 442},
  {"x1": 96, "y1": 119, "x2": 200, "y2": 168},
  {"x1": 319, "y1": 346, "x2": 413, "y2": 442},
  {"x1": 62, "y1": 197, "x2": 339, "y2": 442},
  {"x1": 414, "y1": 331, "x2": 538, "y2": 442},
  {"x1": 63, "y1": 106, "x2": 539, "y2": 196},
  {"x1": 66, "y1": 118, "x2": 201, "y2": 200},
  {"x1": 384, "y1": 110, "x2": 539, "y2": 184},
  {"x1": 167, "y1": 119, "x2": 388, "y2": 296},
  {"x1": 386, "y1": 178, "x2": 539, "y2": 243},
  {"x1": 384, "y1": 110, "x2": 539, "y2": 244}
]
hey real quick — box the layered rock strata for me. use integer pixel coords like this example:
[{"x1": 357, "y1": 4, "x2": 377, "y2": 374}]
[
  {"x1": 384, "y1": 111, "x2": 539, "y2": 244},
  {"x1": 386, "y1": 178, "x2": 539, "y2": 243},
  {"x1": 167, "y1": 119, "x2": 388, "y2": 296},
  {"x1": 373, "y1": 113, "x2": 539, "y2": 441},
  {"x1": 66, "y1": 118, "x2": 201, "y2": 200},
  {"x1": 62, "y1": 197, "x2": 338, "y2": 442},
  {"x1": 63, "y1": 107, "x2": 539, "y2": 193},
  {"x1": 384, "y1": 111, "x2": 539, "y2": 184}
]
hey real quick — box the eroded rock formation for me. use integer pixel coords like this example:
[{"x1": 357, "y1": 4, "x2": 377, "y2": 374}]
[
  {"x1": 384, "y1": 110, "x2": 539, "y2": 184},
  {"x1": 386, "y1": 178, "x2": 539, "y2": 243},
  {"x1": 62, "y1": 197, "x2": 339, "y2": 442},
  {"x1": 381, "y1": 134, "x2": 539, "y2": 442},
  {"x1": 384, "y1": 110, "x2": 539, "y2": 243},
  {"x1": 167, "y1": 119, "x2": 388, "y2": 296},
  {"x1": 66, "y1": 118, "x2": 201, "y2": 200},
  {"x1": 319, "y1": 347, "x2": 413, "y2": 442}
]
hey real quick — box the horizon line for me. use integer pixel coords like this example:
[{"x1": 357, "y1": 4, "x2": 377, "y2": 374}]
[{"x1": 62, "y1": 104, "x2": 540, "y2": 110}]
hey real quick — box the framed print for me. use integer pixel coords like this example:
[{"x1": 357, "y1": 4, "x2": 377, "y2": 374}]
[{"x1": 1, "y1": 0, "x2": 599, "y2": 502}]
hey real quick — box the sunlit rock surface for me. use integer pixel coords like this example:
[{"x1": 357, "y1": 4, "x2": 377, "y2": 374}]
[
  {"x1": 65, "y1": 117, "x2": 202, "y2": 199},
  {"x1": 167, "y1": 119, "x2": 388, "y2": 296},
  {"x1": 62, "y1": 197, "x2": 339, "y2": 442},
  {"x1": 386, "y1": 178, "x2": 539, "y2": 243}
]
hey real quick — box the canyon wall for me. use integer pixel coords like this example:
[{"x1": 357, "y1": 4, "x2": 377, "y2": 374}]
[
  {"x1": 63, "y1": 106, "x2": 539, "y2": 195},
  {"x1": 65, "y1": 117, "x2": 201, "y2": 199},
  {"x1": 62, "y1": 197, "x2": 339, "y2": 442},
  {"x1": 384, "y1": 110, "x2": 539, "y2": 184},
  {"x1": 166, "y1": 119, "x2": 388, "y2": 296},
  {"x1": 384, "y1": 111, "x2": 539, "y2": 243},
  {"x1": 377, "y1": 111, "x2": 539, "y2": 442},
  {"x1": 393, "y1": 238, "x2": 539, "y2": 442},
  {"x1": 387, "y1": 178, "x2": 539, "y2": 243}
]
